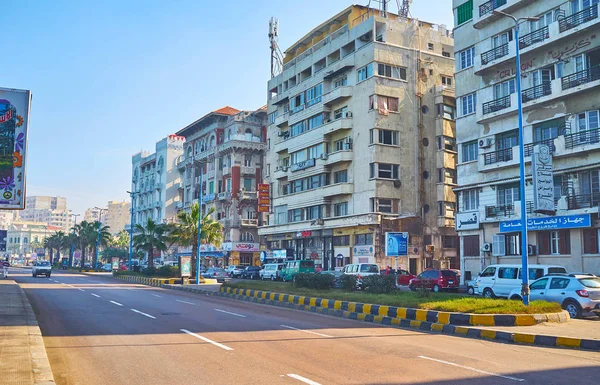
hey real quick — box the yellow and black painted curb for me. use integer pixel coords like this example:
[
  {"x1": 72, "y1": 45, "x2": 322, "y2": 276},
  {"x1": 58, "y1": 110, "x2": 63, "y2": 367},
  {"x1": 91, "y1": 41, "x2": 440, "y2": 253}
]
[{"x1": 112, "y1": 274, "x2": 217, "y2": 286}]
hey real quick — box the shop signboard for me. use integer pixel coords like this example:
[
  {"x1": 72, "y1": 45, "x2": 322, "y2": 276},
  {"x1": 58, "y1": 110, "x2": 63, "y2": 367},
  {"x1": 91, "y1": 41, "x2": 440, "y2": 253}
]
[
  {"x1": 500, "y1": 214, "x2": 591, "y2": 232},
  {"x1": 385, "y1": 232, "x2": 408, "y2": 256},
  {"x1": 353, "y1": 245, "x2": 374, "y2": 257},
  {"x1": 258, "y1": 183, "x2": 270, "y2": 212},
  {"x1": 532, "y1": 144, "x2": 555, "y2": 214}
]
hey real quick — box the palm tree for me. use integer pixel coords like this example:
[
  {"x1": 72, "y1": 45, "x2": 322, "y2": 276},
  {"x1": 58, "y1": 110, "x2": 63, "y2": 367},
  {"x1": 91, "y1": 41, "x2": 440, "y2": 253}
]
[
  {"x1": 50, "y1": 231, "x2": 70, "y2": 264},
  {"x1": 72, "y1": 221, "x2": 98, "y2": 267},
  {"x1": 133, "y1": 218, "x2": 169, "y2": 268},
  {"x1": 43, "y1": 235, "x2": 56, "y2": 262},
  {"x1": 89, "y1": 221, "x2": 111, "y2": 269},
  {"x1": 170, "y1": 203, "x2": 223, "y2": 278}
]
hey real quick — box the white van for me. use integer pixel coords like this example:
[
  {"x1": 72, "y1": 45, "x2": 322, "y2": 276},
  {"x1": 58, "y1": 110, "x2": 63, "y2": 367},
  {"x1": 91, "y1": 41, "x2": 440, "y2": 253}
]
[
  {"x1": 342, "y1": 263, "x2": 380, "y2": 276},
  {"x1": 475, "y1": 264, "x2": 567, "y2": 298},
  {"x1": 260, "y1": 263, "x2": 284, "y2": 281}
]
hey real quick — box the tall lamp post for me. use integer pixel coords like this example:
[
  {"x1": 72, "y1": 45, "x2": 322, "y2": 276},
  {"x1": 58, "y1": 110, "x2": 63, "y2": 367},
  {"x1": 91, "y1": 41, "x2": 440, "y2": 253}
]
[
  {"x1": 69, "y1": 213, "x2": 80, "y2": 268},
  {"x1": 126, "y1": 191, "x2": 138, "y2": 271},
  {"x1": 493, "y1": 10, "x2": 539, "y2": 306},
  {"x1": 196, "y1": 164, "x2": 204, "y2": 285},
  {"x1": 94, "y1": 207, "x2": 107, "y2": 271}
]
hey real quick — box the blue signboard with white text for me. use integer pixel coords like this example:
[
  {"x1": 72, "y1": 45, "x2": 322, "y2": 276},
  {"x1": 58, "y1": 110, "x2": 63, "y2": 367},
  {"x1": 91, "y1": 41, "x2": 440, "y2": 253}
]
[
  {"x1": 500, "y1": 214, "x2": 591, "y2": 233},
  {"x1": 385, "y1": 232, "x2": 408, "y2": 256}
]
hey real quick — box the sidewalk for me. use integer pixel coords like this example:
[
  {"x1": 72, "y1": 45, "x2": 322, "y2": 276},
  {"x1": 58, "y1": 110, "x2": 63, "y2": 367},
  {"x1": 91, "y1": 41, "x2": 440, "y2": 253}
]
[{"x1": 0, "y1": 280, "x2": 55, "y2": 385}]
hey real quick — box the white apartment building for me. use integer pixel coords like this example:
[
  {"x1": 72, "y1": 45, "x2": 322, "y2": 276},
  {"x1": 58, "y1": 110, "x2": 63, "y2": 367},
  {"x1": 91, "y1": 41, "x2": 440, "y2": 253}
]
[
  {"x1": 176, "y1": 106, "x2": 267, "y2": 266},
  {"x1": 7, "y1": 221, "x2": 63, "y2": 257},
  {"x1": 453, "y1": 0, "x2": 600, "y2": 280},
  {"x1": 106, "y1": 200, "x2": 131, "y2": 235},
  {"x1": 131, "y1": 134, "x2": 185, "y2": 227},
  {"x1": 260, "y1": 5, "x2": 457, "y2": 273},
  {"x1": 83, "y1": 207, "x2": 103, "y2": 223},
  {"x1": 19, "y1": 196, "x2": 71, "y2": 231}
]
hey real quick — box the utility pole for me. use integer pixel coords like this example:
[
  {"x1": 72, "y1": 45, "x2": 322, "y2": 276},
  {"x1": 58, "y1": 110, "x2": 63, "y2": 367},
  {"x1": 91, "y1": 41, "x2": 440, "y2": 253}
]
[
  {"x1": 69, "y1": 213, "x2": 80, "y2": 268},
  {"x1": 93, "y1": 207, "x2": 107, "y2": 271},
  {"x1": 127, "y1": 191, "x2": 137, "y2": 271}
]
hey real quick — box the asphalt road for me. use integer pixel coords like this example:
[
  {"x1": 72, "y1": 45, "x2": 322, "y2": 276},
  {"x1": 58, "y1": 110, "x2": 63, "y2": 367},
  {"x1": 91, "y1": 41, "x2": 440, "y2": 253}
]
[{"x1": 9, "y1": 268, "x2": 600, "y2": 385}]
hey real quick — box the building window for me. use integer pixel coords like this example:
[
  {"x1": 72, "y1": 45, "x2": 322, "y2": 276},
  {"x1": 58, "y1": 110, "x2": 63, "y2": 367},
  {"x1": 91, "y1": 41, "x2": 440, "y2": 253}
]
[
  {"x1": 583, "y1": 229, "x2": 599, "y2": 254},
  {"x1": 493, "y1": 78, "x2": 516, "y2": 99},
  {"x1": 334, "y1": 106, "x2": 348, "y2": 119},
  {"x1": 334, "y1": 202, "x2": 348, "y2": 216},
  {"x1": 437, "y1": 135, "x2": 456, "y2": 151},
  {"x1": 538, "y1": 230, "x2": 571, "y2": 255},
  {"x1": 458, "y1": 46, "x2": 475, "y2": 70},
  {"x1": 428, "y1": 43, "x2": 434, "y2": 51},
  {"x1": 438, "y1": 201, "x2": 456, "y2": 216},
  {"x1": 377, "y1": 63, "x2": 407, "y2": 80},
  {"x1": 357, "y1": 63, "x2": 374, "y2": 82},
  {"x1": 462, "y1": 189, "x2": 479, "y2": 211},
  {"x1": 497, "y1": 183, "x2": 520, "y2": 207},
  {"x1": 375, "y1": 198, "x2": 397, "y2": 213},
  {"x1": 441, "y1": 76, "x2": 453, "y2": 86},
  {"x1": 370, "y1": 163, "x2": 399, "y2": 179},
  {"x1": 306, "y1": 205, "x2": 323, "y2": 220},
  {"x1": 438, "y1": 104, "x2": 456, "y2": 120},
  {"x1": 333, "y1": 75, "x2": 348, "y2": 88},
  {"x1": 334, "y1": 170, "x2": 348, "y2": 183},
  {"x1": 504, "y1": 233, "x2": 520, "y2": 256},
  {"x1": 460, "y1": 93, "x2": 477, "y2": 116},
  {"x1": 333, "y1": 235, "x2": 350, "y2": 246},
  {"x1": 577, "y1": 110, "x2": 600, "y2": 131},
  {"x1": 354, "y1": 233, "x2": 373, "y2": 245},
  {"x1": 462, "y1": 140, "x2": 478, "y2": 162},
  {"x1": 442, "y1": 236, "x2": 458, "y2": 249},
  {"x1": 241, "y1": 232, "x2": 254, "y2": 242},
  {"x1": 456, "y1": 0, "x2": 473, "y2": 25},
  {"x1": 288, "y1": 209, "x2": 303, "y2": 223},
  {"x1": 369, "y1": 95, "x2": 399, "y2": 112},
  {"x1": 437, "y1": 168, "x2": 456, "y2": 184},
  {"x1": 463, "y1": 235, "x2": 479, "y2": 256}
]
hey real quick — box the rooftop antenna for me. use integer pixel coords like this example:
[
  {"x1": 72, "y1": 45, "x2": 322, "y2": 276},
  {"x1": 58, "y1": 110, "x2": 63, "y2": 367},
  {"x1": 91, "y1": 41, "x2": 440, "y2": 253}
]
[
  {"x1": 269, "y1": 17, "x2": 284, "y2": 78},
  {"x1": 368, "y1": 0, "x2": 391, "y2": 17}
]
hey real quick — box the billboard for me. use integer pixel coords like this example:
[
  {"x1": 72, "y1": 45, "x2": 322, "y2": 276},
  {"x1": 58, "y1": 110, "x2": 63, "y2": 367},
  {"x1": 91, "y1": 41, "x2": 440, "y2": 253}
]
[
  {"x1": 0, "y1": 88, "x2": 31, "y2": 210},
  {"x1": 385, "y1": 232, "x2": 408, "y2": 257},
  {"x1": 0, "y1": 229, "x2": 6, "y2": 252}
]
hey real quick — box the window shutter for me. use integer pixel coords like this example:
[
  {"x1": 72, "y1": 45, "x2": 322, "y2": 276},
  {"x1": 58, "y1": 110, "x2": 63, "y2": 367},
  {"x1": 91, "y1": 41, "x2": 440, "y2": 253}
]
[
  {"x1": 559, "y1": 230, "x2": 571, "y2": 255},
  {"x1": 492, "y1": 234, "x2": 505, "y2": 256},
  {"x1": 538, "y1": 232, "x2": 550, "y2": 255}
]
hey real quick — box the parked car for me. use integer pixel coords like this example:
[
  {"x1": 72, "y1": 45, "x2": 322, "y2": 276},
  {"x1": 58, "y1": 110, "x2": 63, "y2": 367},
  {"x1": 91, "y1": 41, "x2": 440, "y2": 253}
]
[
  {"x1": 343, "y1": 263, "x2": 380, "y2": 277},
  {"x1": 475, "y1": 264, "x2": 567, "y2": 298},
  {"x1": 508, "y1": 274, "x2": 600, "y2": 318},
  {"x1": 32, "y1": 261, "x2": 52, "y2": 278},
  {"x1": 241, "y1": 266, "x2": 261, "y2": 280},
  {"x1": 260, "y1": 263, "x2": 284, "y2": 280},
  {"x1": 395, "y1": 269, "x2": 416, "y2": 286},
  {"x1": 202, "y1": 267, "x2": 228, "y2": 283},
  {"x1": 409, "y1": 269, "x2": 459, "y2": 292},
  {"x1": 101, "y1": 263, "x2": 112, "y2": 272},
  {"x1": 83, "y1": 262, "x2": 92, "y2": 269},
  {"x1": 466, "y1": 279, "x2": 477, "y2": 295},
  {"x1": 281, "y1": 260, "x2": 315, "y2": 282},
  {"x1": 226, "y1": 265, "x2": 246, "y2": 278},
  {"x1": 318, "y1": 270, "x2": 344, "y2": 288}
]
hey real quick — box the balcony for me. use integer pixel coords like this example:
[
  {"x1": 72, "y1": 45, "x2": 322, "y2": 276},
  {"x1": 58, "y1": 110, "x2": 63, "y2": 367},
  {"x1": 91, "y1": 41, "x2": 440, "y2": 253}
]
[
  {"x1": 567, "y1": 193, "x2": 600, "y2": 210},
  {"x1": 481, "y1": 44, "x2": 509, "y2": 65},
  {"x1": 523, "y1": 138, "x2": 556, "y2": 158},
  {"x1": 241, "y1": 219, "x2": 258, "y2": 227},
  {"x1": 482, "y1": 95, "x2": 511, "y2": 115},
  {"x1": 485, "y1": 204, "x2": 514, "y2": 218},
  {"x1": 217, "y1": 192, "x2": 232, "y2": 201},
  {"x1": 222, "y1": 166, "x2": 231, "y2": 176},
  {"x1": 174, "y1": 182, "x2": 183, "y2": 190},
  {"x1": 155, "y1": 201, "x2": 162, "y2": 208},
  {"x1": 175, "y1": 202, "x2": 183, "y2": 209},
  {"x1": 483, "y1": 148, "x2": 513, "y2": 165},
  {"x1": 323, "y1": 86, "x2": 352, "y2": 106},
  {"x1": 274, "y1": 112, "x2": 289, "y2": 127},
  {"x1": 202, "y1": 194, "x2": 216, "y2": 203},
  {"x1": 518, "y1": 26, "x2": 549, "y2": 49},
  {"x1": 479, "y1": 0, "x2": 507, "y2": 18},
  {"x1": 561, "y1": 66, "x2": 600, "y2": 91},
  {"x1": 324, "y1": 149, "x2": 353, "y2": 165},
  {"x1": 321, "y1": 183, "x2": 353, "y2": 197},
  {"x1": 220, "y1": 218, "x2": 232, "y2": 228},
  {"x1": 206, "y1": 170, "x2": 215, "y2": 179},
  {"x1": 239, "y1": 191, "x2": 257, "y2": 200},
  {"x1": 559, "y1": 5, "x2": 598, "y2": 33},
  {"x1": 521, "y1": 82, "x2": 551, "y2": 103},
  {"x1": 218, "y1": 140, "x2": 266, "y2": 154},
  {"x1": 564, "y1": 127, "x2": 600, "y2": 149},
  {"x1": 240, "y1": 166, "x2": 255, "y2": 176},
  {"x1": 322, "y1": 117, "x2": 353, "y2": 135}
]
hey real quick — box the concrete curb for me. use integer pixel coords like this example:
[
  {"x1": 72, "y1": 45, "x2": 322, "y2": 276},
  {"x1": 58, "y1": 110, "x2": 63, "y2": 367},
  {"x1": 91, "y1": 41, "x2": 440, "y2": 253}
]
[{"x1": 112, "y1": 274, "x2": 217, "y2": 286}]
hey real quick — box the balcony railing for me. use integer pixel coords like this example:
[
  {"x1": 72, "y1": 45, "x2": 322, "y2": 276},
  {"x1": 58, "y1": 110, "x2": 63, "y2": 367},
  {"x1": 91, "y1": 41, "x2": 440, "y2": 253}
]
[
  {"x1": 564, "y1": 127, "x2": 600, "y2": 149},
  {"x1": 521, "y1": 82, "x2": 551, "y2": 103},
  {"x1": 241, "y1": 219, "x2": 258, "y2": 227},
  {"x1": 561, "y1": 66, "x2": 600, "y2": 90},
  {"x1": 479, "y1": 0, "x2": 507, "y2": 17},
  {"x1": 523, "y1": 138, "x2": 556, "y2": 157},
  {"x1": 482, "y1": 95, "x2": 511, "y2": 114},
  {"x1": 481, "y1": 43, "x2": 509, "y2": 65},
  {"x1": 217, "y1": 192, "x2": 232, "y2": 201},
  {"x1": 483, "y1": 148, "x2": 513, "y2": 165},
  {"x1": 485, "y1": 204, "x2": 514, "y2": 218},
  {"x1": 559, "y1": 5, "x2": 598, "y2": 33},
  {"x1": 519, "y1": 26, "x2": 549, "y2": 49},
  {"x1": 239, "y1": 191, "x2": 257, "y2": 200},
  {"x1": 567, "y1": 193, "x2": 600, "y2": 210}
]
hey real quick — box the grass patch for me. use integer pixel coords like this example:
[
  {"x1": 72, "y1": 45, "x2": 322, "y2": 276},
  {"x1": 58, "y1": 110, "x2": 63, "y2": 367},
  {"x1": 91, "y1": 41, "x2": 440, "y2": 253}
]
[{"x1": 224, "y1": 280, "x2": 562, "y2": 315}]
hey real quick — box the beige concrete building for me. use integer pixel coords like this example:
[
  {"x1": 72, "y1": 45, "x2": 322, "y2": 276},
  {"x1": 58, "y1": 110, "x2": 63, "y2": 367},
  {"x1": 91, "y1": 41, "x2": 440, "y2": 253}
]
[
  {"x1": 19, "y1": 196, "x2": 71, "y2": 231},
  {"x1": 105, "y1": 200, "x2": 131, "y2": 235},
  {"x1": 83, "y1": 207, "x2": 103, "y2": 224},
  {"x1": 259, "y1": 5, "x2": 457, "y2": 273},
  {"x1": 176, "y1": 106, "x2": 268, "y2": 266},
  {"x1": 453, "y1": 0, "x2": 600, "y2": 280}
]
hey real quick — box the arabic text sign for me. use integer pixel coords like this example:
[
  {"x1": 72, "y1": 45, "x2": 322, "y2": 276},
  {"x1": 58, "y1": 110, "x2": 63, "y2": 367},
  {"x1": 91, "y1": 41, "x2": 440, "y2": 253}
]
[
  {"x1": 112, "y1": 257, "x2": 119, "y2": 270},
  {"x1": 532, "y1": 145, "x2": 554, "y2": 213},
  {"x1": 500, "y1": 214, "x2": 591, "y2": 233},
  {"x1": 455, "y1": 212, "x2": 479, "y2": 231},
  {"x1": 0, "y1": 88, "x2": 31, "y2": 210},
  {"x1": 385, "y1": 232, "x2": 408, "y2": 257}
]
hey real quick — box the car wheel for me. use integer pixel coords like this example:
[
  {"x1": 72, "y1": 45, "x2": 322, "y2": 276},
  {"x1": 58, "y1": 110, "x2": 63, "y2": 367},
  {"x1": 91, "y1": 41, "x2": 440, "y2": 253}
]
[
  {"x1": 483, "y1": 288, "x2": 495, "y2": 299},
  {"x1": 432, "y1": 284, "x2": 440, "y2": 293},
  {"x1": 563, "y1": 300, "x2": 582, "y2": 319},
  {"x1": 282, "y1": 275, "x2": 287, "y2": 282},
  {"x1": 32, "y1": 273, "x2": 35, "y2": 278},
  {"x1": 510, "y1": 295, "x2": 522, "y2": 301},
  {"x1": 409, "y1": 284, "x2": 416, "y2": 291},
  {"x1": 271, "y1": 275, "x2": 275, "y2": 281},
  {"x1": 467, "y1": 286, "x2": 475, "y2": 295},
  {"x1": 47, "y1": 273, "x2": 51, "y2": 278}
]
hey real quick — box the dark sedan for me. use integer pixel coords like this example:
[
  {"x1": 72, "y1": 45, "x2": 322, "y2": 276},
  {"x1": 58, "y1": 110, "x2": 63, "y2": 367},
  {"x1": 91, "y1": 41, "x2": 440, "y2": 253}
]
[{"x1": 241, "y1": 266, "x2": 261, "y2": 279}]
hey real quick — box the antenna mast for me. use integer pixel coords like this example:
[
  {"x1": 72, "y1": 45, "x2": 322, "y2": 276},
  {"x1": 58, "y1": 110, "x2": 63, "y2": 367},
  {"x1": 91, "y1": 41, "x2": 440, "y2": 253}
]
[{"x1": 269, "y1": 17, "x2": 283, "y2": 78}]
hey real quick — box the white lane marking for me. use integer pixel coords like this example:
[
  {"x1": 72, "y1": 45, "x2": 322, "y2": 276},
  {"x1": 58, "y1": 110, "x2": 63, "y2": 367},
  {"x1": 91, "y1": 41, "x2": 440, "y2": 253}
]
[
  {"x1": 214, "y1": 308, "x2": 246, "y2": 318},
  {"x1": 180, "y1": 329, "x2": 233, "y2": 351},
  {"x1": 176, "y1": 299, "x2": 195, "y2": 305},
  {"x1": 77, "y1": 288, "x2": 85, "y2": 292},
  {"x1": 110, "y1": 301, "x2": 123, "y2": 307},
  {"x1": 280, "y1": 325, "x2": 333, "y2": 338},
  {"x1": 418, "y1": 356, "x2": 525, "y2": 382},
  {"x1": 151, "y1": 294, "x2": 162, "y2": 298},
  {"x1": 286, "y1": 374, "x2": 322, "y2": 385},
  {"x1": 91, "y1": 293, "x2": 101, "y2": 298},
  {"x1": 131, "y1": 309, "x2": 156, "y2": 319}
]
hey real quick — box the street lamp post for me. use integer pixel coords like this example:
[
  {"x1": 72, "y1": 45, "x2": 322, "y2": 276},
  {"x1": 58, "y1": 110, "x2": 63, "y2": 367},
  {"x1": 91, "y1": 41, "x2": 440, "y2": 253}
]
[
  {"x1": 196, "y1": 165, "x2": 203, "y2": 285},
  {"x1": 94, "y1": 207, "x2": 107, "y2": 271},
  {"x1": 494, "y1": 10, "x2": 539, "y2": 306},
  {"x1": 127, "y1": 191, "x2": 137, "y2": 271},
  {"x1": 69, "y1": 213, "x2": 80, "y2": 268}
]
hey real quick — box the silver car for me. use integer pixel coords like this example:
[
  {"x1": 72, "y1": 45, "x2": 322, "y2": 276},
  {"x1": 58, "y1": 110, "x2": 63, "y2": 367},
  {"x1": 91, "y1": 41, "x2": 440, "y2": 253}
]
[
  {"x1": 202, "y1": 267, "x2": 228, "y2": 283},
  {"x1": 508, "y1": 274, "x2": 600, "y2": 318},
  {"x1": 32, "y1": 261, "x2": 52, "y2": 278}
]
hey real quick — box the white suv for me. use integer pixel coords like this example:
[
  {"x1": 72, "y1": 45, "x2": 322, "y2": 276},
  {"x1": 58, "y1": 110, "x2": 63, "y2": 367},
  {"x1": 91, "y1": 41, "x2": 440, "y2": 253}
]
[{"x1": 32, "y1": 261, "x2": 52, "y2": 278}]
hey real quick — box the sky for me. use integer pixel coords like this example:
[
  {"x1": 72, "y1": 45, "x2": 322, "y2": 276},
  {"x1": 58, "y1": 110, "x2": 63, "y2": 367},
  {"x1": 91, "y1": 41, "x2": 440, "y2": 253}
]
[{"x1": 1, "y1": 0, "x2": 454, "y2": 216}]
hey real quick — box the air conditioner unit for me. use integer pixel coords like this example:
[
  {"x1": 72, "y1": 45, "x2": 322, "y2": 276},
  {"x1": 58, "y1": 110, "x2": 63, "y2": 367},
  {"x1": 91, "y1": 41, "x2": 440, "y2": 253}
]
[
  {"x1": 479, "y1": 138, "x2": 493, "y2": 148},
  {"x1": 393, "y1": 179, "x2": 401, "y2": 188},
  {"x1": 345, "y1": 111, "x2": 353, "y2": 117},
  {"x1": 527, "y1": 245, "x2": 537, "y2": 255},
  {"x1": 426, "y1": 245, "x2": 435, "y2": 253},
  {"x1": 282, "y1": 166, "x2": 289, "y2": 172},
  {"x1": 320, "y1": 153, "x2": 328, "y2": 160},
  {"x1": 482, "y1": 243, "x2": 492, "y2": 252}
]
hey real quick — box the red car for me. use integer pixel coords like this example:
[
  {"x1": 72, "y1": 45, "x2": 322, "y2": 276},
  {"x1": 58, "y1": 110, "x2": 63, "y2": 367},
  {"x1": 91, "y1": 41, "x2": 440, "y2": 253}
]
[
  {"x1": 409, "y1": 269, "x2": 460, "y2": 292},
  {"x1": 396, "y1": 269, "x2": 416, "y2": 286}
]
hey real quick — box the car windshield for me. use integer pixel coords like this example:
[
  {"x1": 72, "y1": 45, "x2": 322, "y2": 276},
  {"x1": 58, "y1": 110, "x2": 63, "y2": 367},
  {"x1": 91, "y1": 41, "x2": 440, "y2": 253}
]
[
  {"x1": 441, "y1": 270, "x2": 457, "y2": 278},
  {"x1": 300, "y1": 261, "x2": 314, "y2": 268},
  {"x1": 38, "y1": 261, "x2": 51, "y2": 266},
  {"x1": 579, "y1": 278, "x2": 600, "y2": 288},
  {"x1": 360, "y1": 264, "x2": 379, "y2": 273}
]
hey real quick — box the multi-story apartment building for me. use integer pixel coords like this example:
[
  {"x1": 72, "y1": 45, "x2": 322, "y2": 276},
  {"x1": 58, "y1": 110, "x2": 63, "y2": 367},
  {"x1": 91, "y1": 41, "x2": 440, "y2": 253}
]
[
  {"x1": 131, "y1": 134, "x2": 185, "y2": 227},
  {"x1": 7, "y1": 221, "x2": 63, "y2": 258},
  {"x1": 105, "y1": 200, "x2": 131, "y2": 235},
  {"x1": 19, "y1": 196, "x2": 71, "y2": 231},
  {"x1": 83, "y1": 207, "x2": 103, "y2": 224},
  {"x1": 453, "y1": 0, "x2": 600, "y2": 280},
  {"x1": 259, "y1": 5, "x2": 457, "y2": 273},
  {"x1": 176, "y1": 106, "x2": 267, "y2": 266}
]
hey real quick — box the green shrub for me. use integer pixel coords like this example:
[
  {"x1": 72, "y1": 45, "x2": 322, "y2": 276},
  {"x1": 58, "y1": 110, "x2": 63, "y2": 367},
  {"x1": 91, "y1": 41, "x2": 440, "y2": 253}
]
[
  {"x1": 307, "y1": 273, "x2": 334, "y2": 290},
  {"x1": 340, "y1": 274, "x2": 358, "y2": 291},
  {"x1": 142, "y1": 266, "x2": 156, "y2": 276},
  {"x1": 157, "y1": 265, "x2": 178, "y2": 277},
  {"x1": 362, "y1": 275, "x2": 395, "y2": 294},
  {"x1": 293, "y1": 272, "x2": 312, "y2": 288}
]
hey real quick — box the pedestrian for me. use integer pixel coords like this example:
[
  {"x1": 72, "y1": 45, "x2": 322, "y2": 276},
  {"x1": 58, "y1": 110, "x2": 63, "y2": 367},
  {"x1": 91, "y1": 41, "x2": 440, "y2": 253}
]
[
  {"x1": 384, "y1": 265, "x2": 392, "y2": 275},
  {"x1": 2, "y1": 261, "x2": 8, "y2": 279}
]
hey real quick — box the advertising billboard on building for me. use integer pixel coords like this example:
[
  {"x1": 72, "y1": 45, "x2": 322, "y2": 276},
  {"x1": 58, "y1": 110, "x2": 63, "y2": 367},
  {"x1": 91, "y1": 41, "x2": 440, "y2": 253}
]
[
  {"x1": 385, "y1": 232, "x2": 408, "y2": 257},
  {"x1": 0, "y1": 88, "x2": 31, "y2": 210}
]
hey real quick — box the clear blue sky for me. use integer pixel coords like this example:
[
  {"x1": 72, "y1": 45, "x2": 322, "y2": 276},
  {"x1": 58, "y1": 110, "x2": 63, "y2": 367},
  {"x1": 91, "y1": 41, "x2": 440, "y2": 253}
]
[{"x1": 2, "y1": 0, "x2": 453, "y2": 216}]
